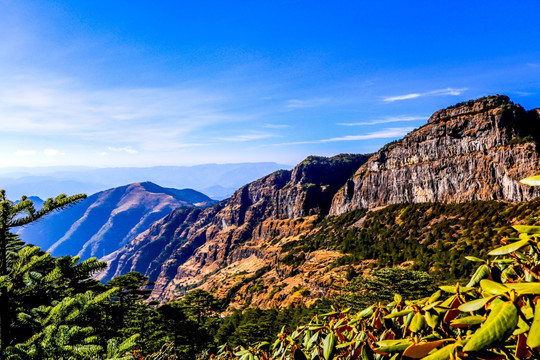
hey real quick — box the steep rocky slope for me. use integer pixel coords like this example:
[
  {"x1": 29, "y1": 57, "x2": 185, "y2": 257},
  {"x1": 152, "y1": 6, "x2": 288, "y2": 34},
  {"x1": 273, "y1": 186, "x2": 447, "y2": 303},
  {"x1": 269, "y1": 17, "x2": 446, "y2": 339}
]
[
  {"x1": 98, "y1": 155, "x2": 369, "y2": 286},
  {"x1": 330, "y1": 95, "x2": 540, "y2": 214},
  {"x1": 101, "y1": 95, "x2": 540, "y2": 308},
  {"x1": 18, "y1": 182, "x2": 215, "y2": 259}
]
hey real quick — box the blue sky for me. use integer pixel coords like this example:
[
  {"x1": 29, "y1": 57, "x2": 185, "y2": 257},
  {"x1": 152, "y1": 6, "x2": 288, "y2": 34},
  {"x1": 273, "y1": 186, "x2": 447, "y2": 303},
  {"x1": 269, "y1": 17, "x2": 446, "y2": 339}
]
[{"x1": 0, "y1": 0, "x2": 539, "y2": 167}]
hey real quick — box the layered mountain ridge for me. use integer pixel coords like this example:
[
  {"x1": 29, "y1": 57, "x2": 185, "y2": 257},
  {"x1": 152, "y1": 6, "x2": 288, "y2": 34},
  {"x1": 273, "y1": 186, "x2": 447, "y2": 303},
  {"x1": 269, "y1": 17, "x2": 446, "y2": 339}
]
[
  {"x1": 330, "y1": 95, "x2": 540, "y2": 213},
  {"x1": 100, "y1": 95, "x2": 540, "y2": 307},
  {"x1": 18, "y1": 182, "x2": 215, "y2": 259}
]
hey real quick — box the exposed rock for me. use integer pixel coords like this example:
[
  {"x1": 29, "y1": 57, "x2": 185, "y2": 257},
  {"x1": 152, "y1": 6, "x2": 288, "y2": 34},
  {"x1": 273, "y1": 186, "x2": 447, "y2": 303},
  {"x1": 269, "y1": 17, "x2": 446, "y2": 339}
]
[
  {"x1": 102, "y1": 95, "x2": 540, "y2": 307},
  {"x1": 330, "y1": 95, "x2": 540, "y2": 214},
  {"x1": 100, "y1": 154, "x2": 369, "y2": 301}
]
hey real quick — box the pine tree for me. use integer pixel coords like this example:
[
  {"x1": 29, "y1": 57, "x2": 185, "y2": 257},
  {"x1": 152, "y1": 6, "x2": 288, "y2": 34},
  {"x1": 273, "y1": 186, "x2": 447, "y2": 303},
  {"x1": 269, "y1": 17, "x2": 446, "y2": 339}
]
[{"x1": 0, "y1": 191, "x2": 86, "y2": 349}]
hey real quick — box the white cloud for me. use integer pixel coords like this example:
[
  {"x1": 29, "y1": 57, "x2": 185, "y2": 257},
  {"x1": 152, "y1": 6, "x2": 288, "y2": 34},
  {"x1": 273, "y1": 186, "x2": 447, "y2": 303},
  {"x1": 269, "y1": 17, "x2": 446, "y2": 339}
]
[
  {"x1": 107, "y1": 146, "x2": 138, "y2": 154},
  {"x1": 383, "y1": 93, "x2": 421, "y2": 102},
  {"x1": 427, "y1": 88, "x2": 467, "y2": 96},
  {"x1": 269, "y1": 127, "x2": 415, "y2": 146},
  {"x1": 383, "y1": 88, "x2": 467, "y2": 102},
  {"x1": 323, "y1": 128, "x2": 414, "y2": 142},
  {"x1": 217, "y1": 132, "x2": 275, "y2": 142},
  {"x1": 0, "y1": 72, "x2": 253, "y2": 152},
  {"x1": 514, "y1": 91, "x2": 535, "y2": 97},
  {"x1": 15, "y1": 149, "x2": 37, "y2": 156},
  {"x1": 286, "y1": 98, "x2": 328, "y2": 109},
  {"x1": 338, "y1": 116, "x2": 428, "y2": 126},
  {"x1": 264, "y1": 124, "x2": 291, "y2": 129},
  {"x1": 44, "y1": 148, "x2": 64, "y2": 156}
]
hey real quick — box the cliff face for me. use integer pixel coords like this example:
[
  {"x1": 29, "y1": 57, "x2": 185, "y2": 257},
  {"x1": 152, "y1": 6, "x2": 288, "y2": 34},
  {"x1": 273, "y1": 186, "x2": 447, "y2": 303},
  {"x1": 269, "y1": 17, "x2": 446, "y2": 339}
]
[
  {"x1": 330, "y1": 95, "x2": 540, "y2": 214},
  {"x1": 99, "y1": 155, "x2": 369, "y2": 299},
  {"x1": 102, "y1": 95, "x2": 540, "y2": 307}
]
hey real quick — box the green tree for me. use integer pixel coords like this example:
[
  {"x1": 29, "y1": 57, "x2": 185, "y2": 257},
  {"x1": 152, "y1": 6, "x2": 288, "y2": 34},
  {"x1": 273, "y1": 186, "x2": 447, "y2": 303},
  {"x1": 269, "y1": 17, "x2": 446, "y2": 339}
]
[
  {"x1": 178, "y1": 289, "x2": 220, "y2": 356},
  {"x1": 342, "y1": 267, "x2": 436, "y2": 309},
  {"x1": 0, "y1": 191, "x2": 86, "y2": 350},
  {"x1": 106, "y1": 272, "x2": 152, "y2": 332}
]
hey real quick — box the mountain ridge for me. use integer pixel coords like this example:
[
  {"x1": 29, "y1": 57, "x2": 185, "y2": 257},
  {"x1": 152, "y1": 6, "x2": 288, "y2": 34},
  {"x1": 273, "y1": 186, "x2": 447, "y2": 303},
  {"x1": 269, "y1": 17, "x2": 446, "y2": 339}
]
[
  {"x1": 330, "y1": 95, "x2": 540, "y2": 214},
  {"x1": 100, "y1": 95, "x2": 540, "y2": 307},
  {"x1": 18, "y1": 182, "x2": 216, "y2": 260}
]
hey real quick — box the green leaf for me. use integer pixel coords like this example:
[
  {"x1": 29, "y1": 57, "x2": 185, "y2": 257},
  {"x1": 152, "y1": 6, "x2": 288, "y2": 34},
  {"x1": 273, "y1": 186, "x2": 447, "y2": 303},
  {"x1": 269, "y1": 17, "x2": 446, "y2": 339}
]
[
  {"x1": 527, "y1": 300, "x2": 540, "y2": 348},
  {"x1": 465, "y1": 256, "x2": 485, "y2": 263},
  {"x1": 479, "y1": 279, "x2": 509, "y2": 295},
  {"x1": 424, "y1": 311, "x2": 440, "y2": 329},
  {"x1": 506, "y1": 282, "x2": 540, "y2": 295},
  {"x1": 358, "y1": 306, "x2": 374, "y2": 318},
  {"x1": 375, "y1": 340, "x2": 412, "y2": 353},
  {"x1": 450, "y1": 315, "x2": 486, "y2": 327},
  {"x1": 428, "y1": 291, "x2": 442, "y2": 304},
  {"x1": 409, "y1": 312, "x2": 426, "y2": 333},
  {"x1": 514, "y1": 313, "x2": 530, "y2": 335},
  {"x1": 491, "y1": 258, "x2": 515, "y2": 264},
  {"x1": 322, "y1": 333, "x2": 337, "y2": 360},
  {"x1": 462, "y1": 301, "x2": 518, "y2": 352},
  {"x1": 423, "y1": 300, "x2": 443, "y2": 311},
  {"x1": 520, "y1": 175, "x2": 540, "y2": 186},
  {"x1": 459, "y1": 296, "x2": 496, "y2": 312},
  {"x1": 488, "y1": 238, "x2": 530, "y2": 255},
  {"x1": 403, "y1": 311, "x2": 414, "y2": 329},
  {"x1": 466, "y1": 264, "x2": 490, "y2": 287},
  {"x1": 512, "y1": 225, "x2": 540, "y2": 234},
  {"x1": 306, "y1": 332, "x2": 318, "y2": 350},
  {"x1": 384, "y1": 308, "x2": 414, "y2": 319}
]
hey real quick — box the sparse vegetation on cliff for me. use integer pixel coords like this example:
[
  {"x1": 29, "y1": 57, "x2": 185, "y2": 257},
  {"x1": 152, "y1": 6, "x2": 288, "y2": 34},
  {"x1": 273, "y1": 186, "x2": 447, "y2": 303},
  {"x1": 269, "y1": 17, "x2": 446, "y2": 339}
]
[{"x1": 204, "y1": 176, "x2": 540, "y2": 360}]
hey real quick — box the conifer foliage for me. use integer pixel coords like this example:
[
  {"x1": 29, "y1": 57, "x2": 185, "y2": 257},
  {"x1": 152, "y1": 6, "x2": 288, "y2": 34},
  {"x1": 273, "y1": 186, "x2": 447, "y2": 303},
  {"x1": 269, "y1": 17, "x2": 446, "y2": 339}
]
[{"x1": 0, "y1": 191, "x2": 87, "y2": 350}]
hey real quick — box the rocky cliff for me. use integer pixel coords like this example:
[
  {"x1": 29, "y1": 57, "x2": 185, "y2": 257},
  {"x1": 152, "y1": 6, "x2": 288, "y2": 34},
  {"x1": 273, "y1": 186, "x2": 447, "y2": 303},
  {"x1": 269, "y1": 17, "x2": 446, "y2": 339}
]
[
  {"x1": 330, "y1": 95, "x2": 540, "y2": 214},
  {"x1": 99, "y1": 155, "x2": 369, "y2": 294},
  {"x1": 101, "y1": 95, "x2": 540, "y2": 307}
]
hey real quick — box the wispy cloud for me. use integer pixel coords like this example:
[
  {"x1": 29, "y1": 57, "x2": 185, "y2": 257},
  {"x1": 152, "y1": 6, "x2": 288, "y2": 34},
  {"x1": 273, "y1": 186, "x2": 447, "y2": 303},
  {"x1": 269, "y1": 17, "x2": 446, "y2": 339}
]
[
  {"x1": 107, "y1": 146, "x2": 138, "y2": 154},
  {"x1": 383, "y1": 93, "x2": 421, "y2": 102},
  {"x1": 217, "y1": 132, "x2": 275, "y2": 142},
  {"x1": 514, "y1": 91, "x2": 535, "y2": 97},
  {"x1": 264, "y1": 124, "x2": 291, "y2": 129},
  {"x1": 0, "y1": 72, "x2": 253, "y2": 152},
  {"x1": 44, "y1": 148, "x2": 65, "y2": 156},
  {"x1": 268, "y1": 127, "x2": 414, "y2": 146},
  {"x1": 383, "y1": 88, "x2": 467, "y2": 103},
  {"x1": 286, "y1": 98, "x2": 328, "y2": 109},
  {"x1": 338, "y1": 116, "x2": 427, "y2": 126},
  {"x1": 324, "y1": 127, "x2": 414, "y2": 141}
]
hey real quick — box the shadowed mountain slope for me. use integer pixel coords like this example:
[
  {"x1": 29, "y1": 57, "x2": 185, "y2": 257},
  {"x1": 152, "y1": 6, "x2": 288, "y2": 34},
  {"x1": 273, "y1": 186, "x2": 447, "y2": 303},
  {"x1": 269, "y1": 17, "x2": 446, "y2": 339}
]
[{"x1": 18, "y1": 182, "x2": 215, "y2": 259}]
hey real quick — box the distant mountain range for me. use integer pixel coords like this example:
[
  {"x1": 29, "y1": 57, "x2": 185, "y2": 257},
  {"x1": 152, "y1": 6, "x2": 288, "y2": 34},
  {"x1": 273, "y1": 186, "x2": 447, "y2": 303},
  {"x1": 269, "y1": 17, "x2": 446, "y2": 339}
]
[
  {"x1": 17, "y1": 182, "x2": 216, "y2": 259},
  {"x1": 0, "y1": 162, "x2": 291, "y2": 200}
]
